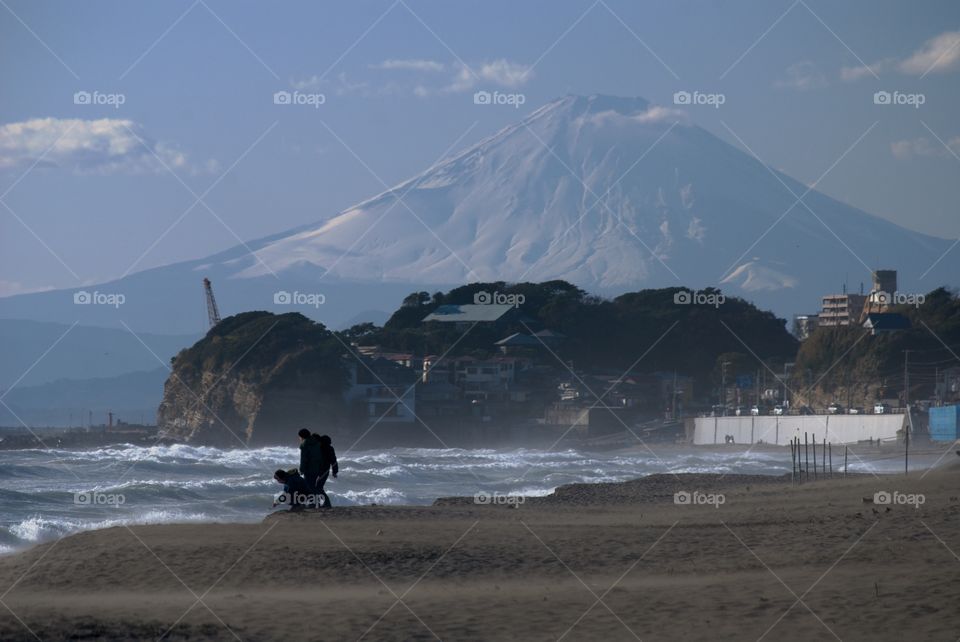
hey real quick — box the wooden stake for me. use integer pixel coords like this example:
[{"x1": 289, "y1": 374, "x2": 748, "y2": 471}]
[{"x1": 813, "y1": 433, "x2": 818, "y2": 480}]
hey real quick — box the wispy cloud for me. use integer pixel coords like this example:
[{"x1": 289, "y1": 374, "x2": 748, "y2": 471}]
[
  {"x1": 0, "y1": 280, "x2": 55, "y2": 297},
  {"x1": 438, "y1": 59, "x2": 534, "y2": 95},
  {"x1": 475, "y1": 59, "x2": 532, "y2": 88},
  {"x1": 841, "y1": 30, "x2": 960, "y2": 81},
  {"x1": 891, "y1": 136, "x2": 960, "y2": 159},
  {"x1": 839, "y1": 60, "x2": 889, "y2": 81},
  {"x1": 295, "y1": 58, "x2": 534, "y2": 98},
  {"x1": 370, "y1": 58, "x2": 445, "y2": 72},
  {"x1": 899, "y1": 30, "x2": 960, "y2": 74},
  {"x1": 583, "y1": 105, "x2": 688, "y2": 127},
  {"x1": 775, "y1": 61, "x2": 828, "y2": 90},
  {"x1": 0, "y1": 118, "x2": 216, "y2": 175}
]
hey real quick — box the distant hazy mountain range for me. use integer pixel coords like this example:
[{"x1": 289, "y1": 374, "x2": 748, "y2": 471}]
[
  {"x1": 0, "y1": 367, "x2": 167, "y2": 428},
  {"x1": 1, "y1": 94, "x2": 955, "y2": 336},
  {"x1": 0, "y1": 319, "x2": 195, "y2": 428}
]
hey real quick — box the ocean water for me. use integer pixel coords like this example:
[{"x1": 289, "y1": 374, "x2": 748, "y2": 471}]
[{"x1": 0, "y1": 443, "x2": 902, "y2": 554}]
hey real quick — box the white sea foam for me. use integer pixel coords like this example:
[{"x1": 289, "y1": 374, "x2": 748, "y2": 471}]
[{"x1": 0, "y1": 444, "x2": 806, "y2": 552}]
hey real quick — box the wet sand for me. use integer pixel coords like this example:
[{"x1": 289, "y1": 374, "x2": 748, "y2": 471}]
[{"x1": 1, "y1": 461, "x2": 959, "y2": 640}]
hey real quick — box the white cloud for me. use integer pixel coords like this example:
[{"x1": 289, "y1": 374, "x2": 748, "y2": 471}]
[
  {"x1": 291, "y1": 75, "x2": 322, "y2": 90},
  {"x1": 0, "y1": 280, "x2": 55, "y2": 297},
  {"x1": 839, "y1": 59, "x2": 891, "y2": 81},
  {"x1": 630, "y1": 105, "x2": 686, "y2": 124},
  {"x1": 583, "y1": 106, "x2": 688, "y2": 127},
  {"x1": 437, "y1": 59, "x2": 534, "y2": 95},
  {"x1": 891, "y1": 136, "x2": 960, "y2": 159},
  {"x1": 296, "y1": 58, "x2": 533, "y2": 98},
  {"x1": 370, "y1": 58, "x2": 445, "y2": 72},
  {"x1": 840, "y1": 30, "x2": 960, "y2": 81},
  {"x1": 899, "y1": 30, "x2": 960, "y2": 75},
  {"x1": 476, "y1": 59, "x2": 532, "y2": 88},
  {"x1": 776, "y1": 61, "x2": 827, "y2": 90},
  {"x1": 0, "y1": 118, "x2": 211, "y2": 175}
]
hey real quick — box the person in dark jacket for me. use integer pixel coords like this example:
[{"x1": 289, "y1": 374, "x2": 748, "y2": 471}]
[
  {"x1": 297, "y1": 428, "x2": 323, "y2": 493},
  {"x1": 272, "y1": 469, "x2": 312, "y2": 511},
  {"x1": 314, "y1": 434, "x2": 338, "y2": 508}
]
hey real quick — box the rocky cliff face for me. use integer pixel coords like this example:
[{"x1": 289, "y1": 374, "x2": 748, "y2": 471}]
[{"x1": 157, "y1": 312, "x2": 347, "y2": 446}]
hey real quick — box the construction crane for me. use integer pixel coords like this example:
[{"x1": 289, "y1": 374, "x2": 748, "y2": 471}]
[{"x1": 203, "y1": 278, "x2": 222, "y2": 328}]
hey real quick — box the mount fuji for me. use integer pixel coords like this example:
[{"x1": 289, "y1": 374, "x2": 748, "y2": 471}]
[{"x1": 2, "y1": 94, "x2": 956, "y2": 334}]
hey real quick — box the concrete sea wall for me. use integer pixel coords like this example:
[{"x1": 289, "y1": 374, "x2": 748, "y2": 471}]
[{"x1": 693, "y1": 414, "x2": 905, "y2": 445}]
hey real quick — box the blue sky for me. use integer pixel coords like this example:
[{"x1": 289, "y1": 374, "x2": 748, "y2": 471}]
[{"x1": 1, "y1": 0, "x2": 959, "y2": 296}]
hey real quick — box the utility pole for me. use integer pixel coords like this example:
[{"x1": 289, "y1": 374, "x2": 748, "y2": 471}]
[
  {"x1": 903, "y1": 350, "x2": 911, "y2": 407},
  {"x1": 935, "y1": 367, "x2": 940, "y2": 406},
  {"x1": 720, "y1": 361, "x2": 730, "y2": 416},
  {"x1": 756, "y1": 368, "x2": 761, "y2": 409},
  {"x1": 783, "y1": 362, "x2": 794, "y2": 407},
  {"x1": 672, "y1": 370, "x2": 678, "y2": 420}
]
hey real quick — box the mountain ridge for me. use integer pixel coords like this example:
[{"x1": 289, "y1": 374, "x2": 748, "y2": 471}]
[{"x1": 0, "y1": 94, "x2": 956, "y2": 333}]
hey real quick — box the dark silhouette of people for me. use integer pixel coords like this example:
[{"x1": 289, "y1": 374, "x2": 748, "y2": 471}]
[
  {"x1": 298, "y1": 428, "x2": 323, "y2": 493},
  {"x1": 314, "y1": 434, "x2": 338, "y2": 508},
  {"x1": 272, "y1": 469, "x2": 312, "y2": 511}
]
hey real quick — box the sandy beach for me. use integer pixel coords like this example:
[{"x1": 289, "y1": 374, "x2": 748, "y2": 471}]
[{"x1": 1, "y1": 460, "x2": 958, "y2": 641}]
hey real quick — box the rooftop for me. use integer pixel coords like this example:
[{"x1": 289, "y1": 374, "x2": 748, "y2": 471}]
[{"x1": 422, "y1": 304, "x2": 517, "y2": 323}]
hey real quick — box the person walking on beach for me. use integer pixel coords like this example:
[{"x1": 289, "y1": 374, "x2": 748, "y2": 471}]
[
  {"x1": 315, "y1": 434, "x2": 338, "y2": 508},
  {"x1": 298, "y1": 428, "x2": 323, "y2": 497}
]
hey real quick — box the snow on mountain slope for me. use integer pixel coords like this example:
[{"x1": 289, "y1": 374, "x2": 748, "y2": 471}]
[{"x1": 232, "y1": 94, "x2": 953, "y2": 295}]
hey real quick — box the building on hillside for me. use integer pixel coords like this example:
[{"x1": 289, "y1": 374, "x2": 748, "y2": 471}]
[
  {"x1": 355, "y1": 346, "x2": 421, "y2": 370},
  {"x1": 543, "y1": 404, "x2": 632, "y2": 437},
  {"x1": 862, "y1": 312, "x2": 911, "y2": 335},
  {"x1": 422, "y1": 304, "x2": 523, "y2": 330},
  {"x1": 344, "y1": 356, "x2": 418, "y2": 424},
  {"x1": 862, "y1": 269, "x2": 898, "y2": 318},
  {"x1": 415, "y1": 380, "x2": 464, "y2": 418},
  {"x1": 459, "y1": 356, "x2": 527, "y2": 401},
  {"x1": 494, "y1": 332, "x2": 541, "y2": 354},
  {"x1": 793, "y1": 314, "x2": 820, "y2": 340},
  {"x1": 820, "y1": 293, "x2": 866, "y2": 327},
  {"x1": 532, "y1": 329, "x2": 565, "y2": 346},
  {"x1": 553, "y1": 372, "x2": 670, "y2": 411},
  {"x1": 421, "y1": 355, "x2": 531, "y2": 400},
  {"x1": 936, "y1": 367, "x2": 960, "y2": 404}
]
